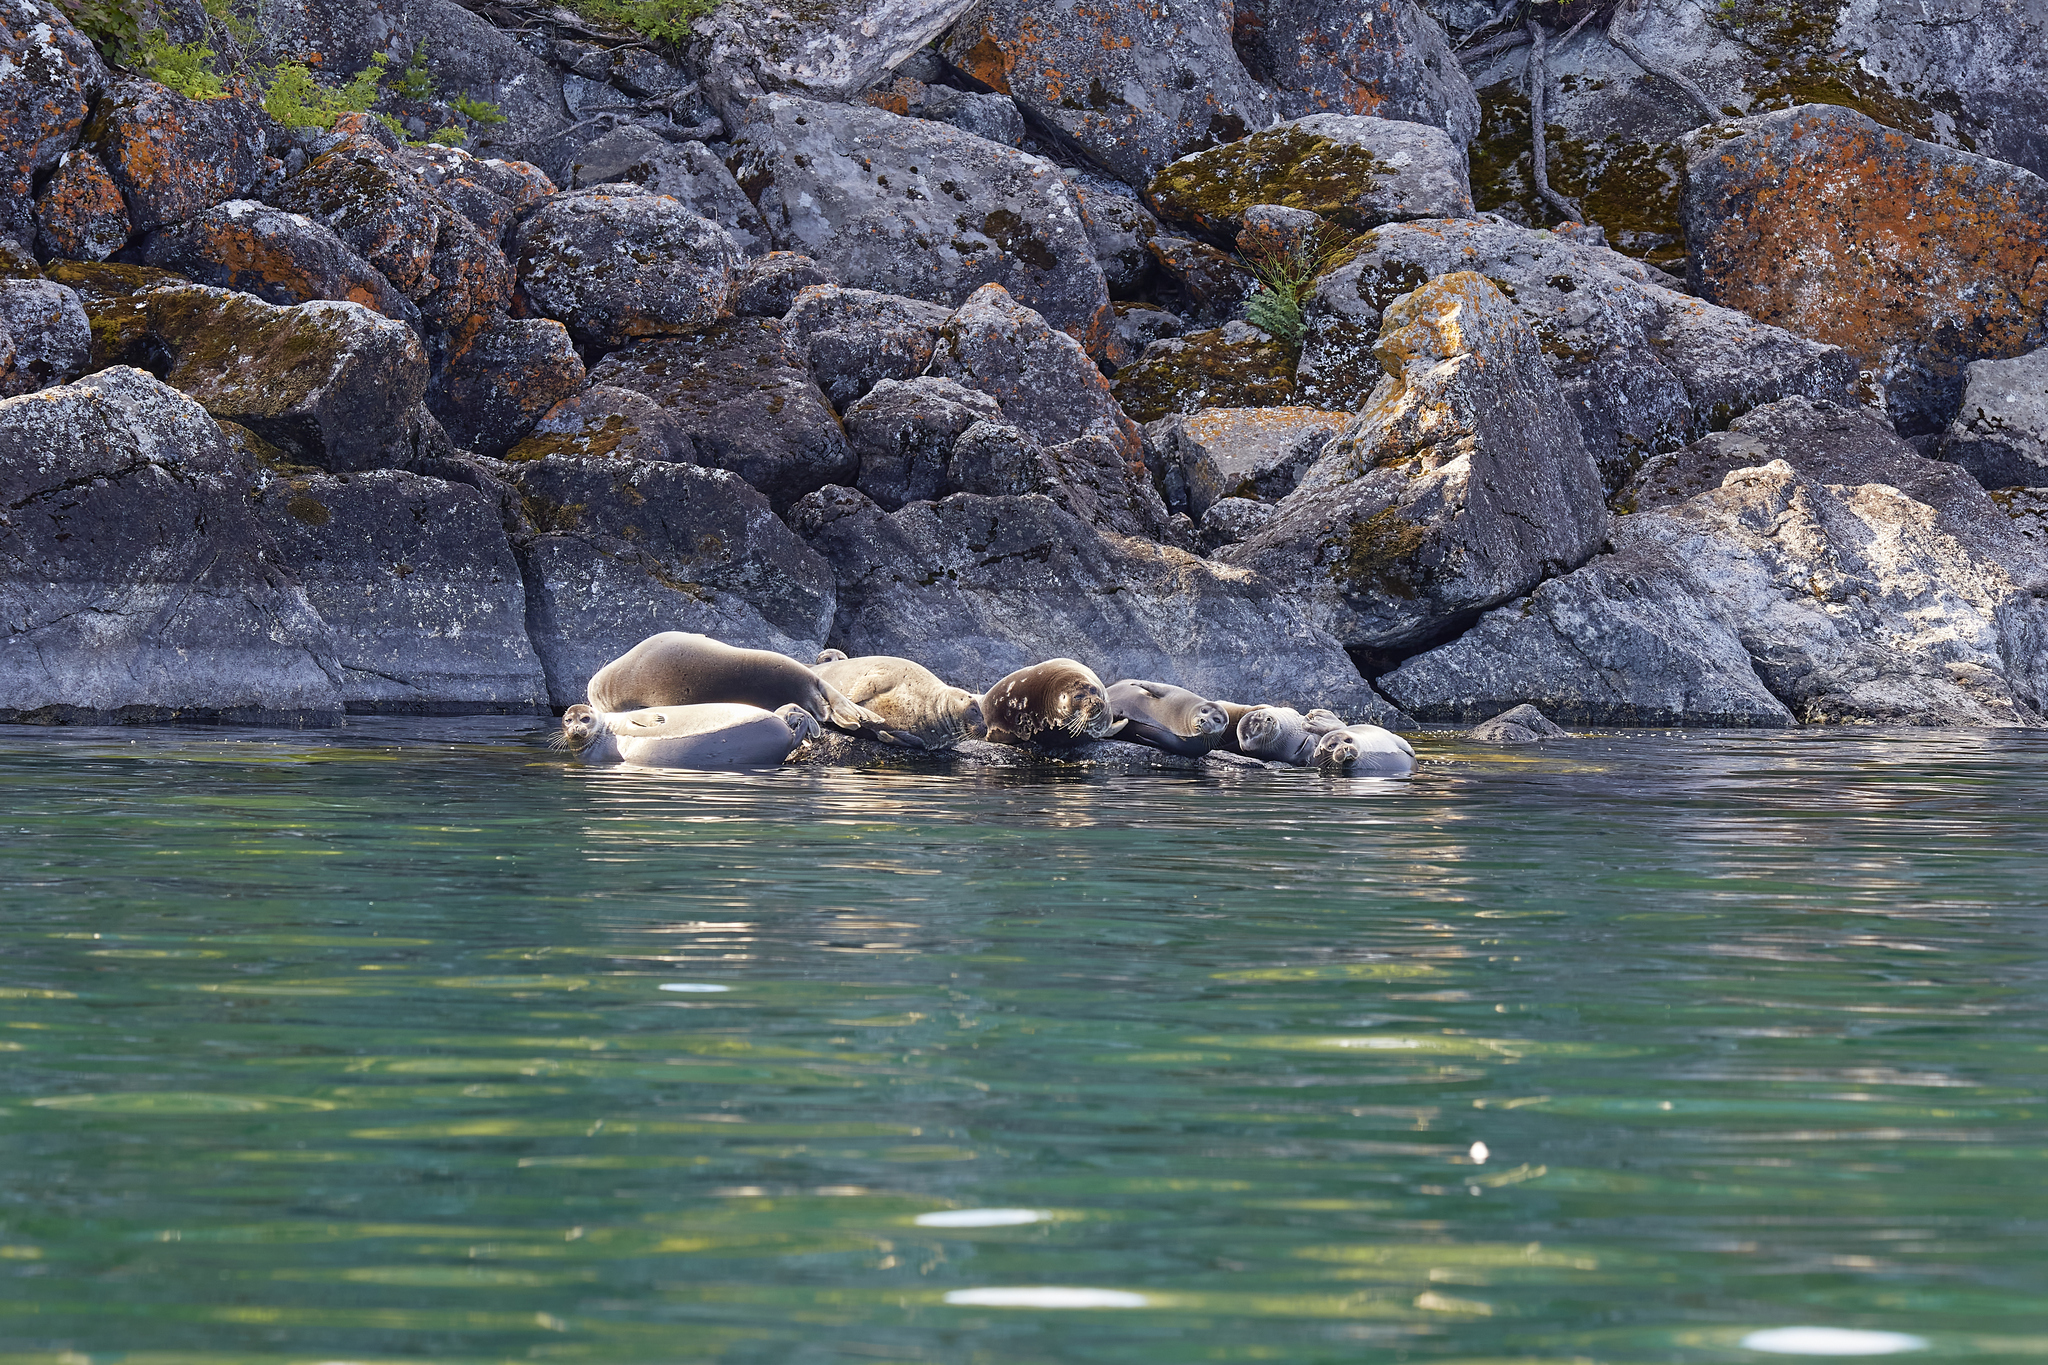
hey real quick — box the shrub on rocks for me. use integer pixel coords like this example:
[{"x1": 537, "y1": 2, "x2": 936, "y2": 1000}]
[
  {"x1": 1940, "y1": 348, "x2": 2048, "y2": 490},
  {"x1": 1113, "y1": 323, "x2": 1300, "y2": 424},
  {"x1": 429, "y1": 317, "x2": 585, "y2": 457},
  {"x1": 34, "y1": 151, "x2": 128, "y2": 261},
  {"x1": 140, "y1": 200, "x2": 419, "y2": 326},
  {"x1": 1219, "y1": 272, "x2": 1608, "y2": 654},
  {"x1": 1234, "y1": 0, "x2": 1479, "y2": 142},
  {"x1": 1149, "y1": 116, "x2": 1474, "y2": 240},
  {"x1": 586, "y1": 317, "x2": 854, "y2": 510},
  {"x1": 729, "y1": 95, "x2": 1115, "y2": 360},
  {"x1": 0, "y1": 279, "x2": 91, "y2": 397},
  {"x1": 84, "y1": 79, "x2": 265, "y2": 235},
  {"x1": 783, "y1": 285, "x2": 953, "y2": 411},
  {"x1": 1, "y1": 2, "x2": 110, "y2": 250},
  {"x1": 505, "y1": 386, "x2": 694, "y2": 464},
  {"x1": 254, "y1": 468, "x2": 548, "y2": 712},
  {"x1": 505, "y1": 455, "x2": 838, "y2": 707},
  {"x1": 512, "y1": 184, "x2": 738, "y2": 349},
  {"x1": 1681, "y1": 105, "x2": 2048, "y2": 436},
  {"x1": 0, "y1": 366, "x2": 343, "y2": 724}
]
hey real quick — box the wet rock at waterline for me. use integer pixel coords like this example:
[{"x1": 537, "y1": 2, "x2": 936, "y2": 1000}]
[{"x1": 1466, "y1": 704, "x2": 1569, "y2": 745}]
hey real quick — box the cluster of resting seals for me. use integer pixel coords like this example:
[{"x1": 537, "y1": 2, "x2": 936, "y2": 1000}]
[{"x1": 555, "y1": 632, "x2": 1419, "y2": 776}]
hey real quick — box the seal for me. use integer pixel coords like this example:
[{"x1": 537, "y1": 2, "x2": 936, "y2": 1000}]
[
  {"x1": 1107, "y1": 679, "x2": 1230, "y2": 757},
  {"x1": 1313, "y1": 724, "x2": 1416, "y2": 776},
  {"x1": 815, "y1": 648, "x2": 848, "y2": 664},
  {"x1": 559, "y1": 701, "x2": 820, "y2": 769},
  {"x1": 586, "y1": 632, "x2": 881, "y2": 731},
  {"x1": 980, "y1": 658, "x2": 1122, "y2": 749},
  {"x1": 1236, "y1": 705, "x2": 1323, "y2": 765},
  {"x1": 1302, "y1": 709, "x2": 1347, "y2": 735},
  {"x1": 814, "y1": 655, "x2": 983, "y2": 750}
]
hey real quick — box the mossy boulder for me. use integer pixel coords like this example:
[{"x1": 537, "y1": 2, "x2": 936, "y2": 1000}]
[
  {"x1": 504, "y1": 386, "x2": 693, "y2": 464},
  {"x1": 1112, "y1": 322, "x2": 1300, "y2": 425}
]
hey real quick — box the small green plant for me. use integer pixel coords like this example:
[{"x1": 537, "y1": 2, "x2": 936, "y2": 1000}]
[
  {"x1": 55, "y1": 0, "x2": 142, "y2": 64},
  {"x1": 556, "y1": 0, "x2": 721, "y2": 42},
  {"x1": 449, "y1": 93, "x2": 507, "y2": 125},
  {"x1": 1239, "y1": 224, "x2": 1350, "y2": 344},
  {"x1": 391, "y1": 40, "x2": 436, "y2": 99},
  {"x1": 261, "y1": 53, "x2": 389, "y2": 130},
  {"x1": 200, "y1": 0, "x2": 262, "y2": 52},
  {"x1": 138, "y1": 31, "x2": 226, "y2": 98},
  {"x1": 428, "y1": 126, "x2": 469, "y2": 146}
]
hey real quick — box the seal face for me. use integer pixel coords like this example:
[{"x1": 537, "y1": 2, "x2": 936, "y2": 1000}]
[
  {"x1": 980, "y1": 658, "x2": 1120, "y2": 749},
  {"x1": 1107, "y1": 679, "x2": 1230, "y2": 756},
  {"x1": 586, "y1": 632, "x2": 882, "y2": 731},
  {"x1": 565, "y1": 701, "x2": 819, "y2": 769},
  {"x1": 1237, "y1": 705, "x2": 1321, "y2": 765},
  {"x1": 1313, "y1": 724, "x2": 1416, "y2": 776},
  {"x1": 815, "y1": 655, "x2": 983, "y2": 750}
]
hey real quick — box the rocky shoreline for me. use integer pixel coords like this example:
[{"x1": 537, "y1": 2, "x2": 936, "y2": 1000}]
[{"x1": 2, "y1": 0, "x2": 2044, "y2": 729}]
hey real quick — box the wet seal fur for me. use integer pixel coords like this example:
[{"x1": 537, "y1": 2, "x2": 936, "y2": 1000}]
[
  {"x1": 1108, "y1": 679, "x2": 1229, "y2": 757},
  {"x1": 1313, "y1": 724, "x2": 1416, "y2": 776},
  {"x1": 980, "y1": 658, "x2": 1122, "y2": 749},
  {"x1": 1236, "y1": 705, "x2": 1346, "y2": 765},
  {"x1": 587, "y1": 632, "x2": 881, "y2": 730},
  {"x1": 559, "y1": 702, "x2": 821, "y2": 768},
  {"x1": 815, "y1": 655, "x2": 983, "y2": 750}
]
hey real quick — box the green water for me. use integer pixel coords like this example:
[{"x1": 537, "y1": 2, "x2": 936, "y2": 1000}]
[{"x1": 1, "y1": 720, "x2": 2044, "y2": 1364}]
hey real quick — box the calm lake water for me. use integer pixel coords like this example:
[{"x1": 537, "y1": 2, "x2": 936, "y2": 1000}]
[{"x1": 1, "y1": 720, "x2": 2043, "y2": 1364}]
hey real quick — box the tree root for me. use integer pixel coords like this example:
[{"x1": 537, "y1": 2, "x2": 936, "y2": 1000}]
[
  {"x1": 1525, "y1": 22, "x2": 1585, "y2": 223},
  {"x1": 1605, "y1": 0, "x2": 1722, "y2": 121}
]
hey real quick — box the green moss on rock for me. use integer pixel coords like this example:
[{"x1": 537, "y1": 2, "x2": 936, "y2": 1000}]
[
  {"x1": 1149, "y1": 126, "x2": 1388, "y2": 235},
  {"x1": 1112, "y1": 327, "x2": 1299, "y2": 424}
]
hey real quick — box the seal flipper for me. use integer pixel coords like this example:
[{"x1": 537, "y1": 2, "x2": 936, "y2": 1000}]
[{"x1": 818, "y1": 679, "x2": 887, "y2": 732}]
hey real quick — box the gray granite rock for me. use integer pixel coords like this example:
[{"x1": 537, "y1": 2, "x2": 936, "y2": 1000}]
[
  {"x1": 0, "y1": 279, "x2": 90, "y2": 398},
  {"x1": 428, "y1": 317, "x2": 585, "y2": 459},
  {"x1": 1143, "y1": 407, "x2": 1349, "y2": 519},
  {"x1": 0, "y1": 2, "x2": 108, "y2": 250},
  {"x1": 1235, "y1": 0, "x2": 1478, "y2": 143},
  {"x1": 140, "y1": 199, "x2": 418, "y2": 328},
  {"x1": 511, "y1": 184, "x2": 738, "y2": 349},
  {"x1": 783, "y1": 285, "x2": 954, "y2": 412},
  {"x1": 1466, "y1": 704, "x2": 1569, "y2": 744},
  {"x1": 845, "y1": 377, "x2": 1003, "y2": 511},
  {"x1": 1937, "y1": 347, "x2": 2048, "y2": 491},
  {"x1": 503, "y1": 386, "x2": 692, "y2": 465},
  {"x1": 565, "y1": 127, "x2": 770, "y2": 256}
]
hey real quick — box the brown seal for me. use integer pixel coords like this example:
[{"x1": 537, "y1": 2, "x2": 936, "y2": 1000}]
[
  {"x1": 980, "y1": 658, "x2": 1121, "y2": 749},
  {"x1": 586, "y1": 633, "x2": 880, "y2": 730},
  {"x1": 814, "y1": 655, "x2": 983, "y2": 750}
]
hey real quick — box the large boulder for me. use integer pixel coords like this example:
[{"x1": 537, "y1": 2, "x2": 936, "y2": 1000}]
[
  {"x1": 729, "y1": 95, "x2": 1116, "y2": 359},
  {"x1": 1, "y1": 2, "x2": 109, "y2": 249},
  {"x1": 1680, "y1": 105, "x2": 2048, "y2": 436},
  {"x1": 1113, "y1": 323, "x2": 1300, "y2": 424},
  {"x1": 255, "y1": 469, "x2": 547, "y2": 713},
  {"x1": 689, "y1": 0, "x2": 978, "y2": 116},
  {"x1": 505, "y1": 456, "x2": 837, "y2": 707},
  {"x1": 0, "y1": 279, "x2": 90, "y2": 398},
  {"x1": 783, "y1": 285, "x2": 954, "y2": 411},
  {"x1": 1148, "y1": 116, "x2": 1473, "y2": 240},
  {"x1": 511, "y1": 184, "x2": 738, "y2": 350},
  {"x1": 1220, "y1": 272, "x2": 1608, "y2": 655},
  {"x1": 844, "y1": 377, "x2": 1003, "y2": 510},
  {"x1": 791, "y1": 485, "x2": 1395, "y2": 719},
  {"x1": 140, "y1": 200, "x2": 418, "y2": 327},
  {"x1": 940, "y1": 0, "x2": 1274, "y2": 189},
  {"x1": 34, "y1": 150, "x2": 128, "y2": 261},
  {"x1": 926, "y1": 285, "x2": 1140, "y2": 460},
  {"x1": 1233, "y1": 0, "x2": 1478, "y2": 143},
  {"x1": 89, "y1": 284, "x2": 432, "y2": 473},
  {"x1": 1301, "y1": 216, "x2": 1862, "y2": 492},
  {"x1": 0, "y1": 368, "x2": 343, "y2": 724},
  {"x1": 565, "y1": 127, "x2": 770, "y2": 256},
  {"x1": 83, "y1": 80, "x2": 265, "y2": 235},
  {"x1": 1940, "y1": 347, "x2": 2048, "y2": 491},
  {"x1": 1144, "y1": 407, "x2": 1350, "y2": 520},
  {"x1": 585, "y1": 318, "x2": 856, "y2": 511},
  {"x1": 428, "y1": 317, "x2": 585, "y2": 458},
  {"x1": 1381, "y1": 399, "x2": 2048, "y2": 728}
]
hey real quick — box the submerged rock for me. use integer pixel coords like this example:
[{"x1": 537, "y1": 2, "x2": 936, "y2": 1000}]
[
  {"x1": 1940, "y1": 347, "x2": 2048, "y2": 491},
  {"x1": 1466, "y1": 704, "x2": 1568, "y2": 744}
]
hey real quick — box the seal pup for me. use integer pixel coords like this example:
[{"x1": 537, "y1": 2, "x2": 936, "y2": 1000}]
[
  {"x1": 587, "y1": 632, "x2": 881, "y2": 731},
  {"x1": 1313, "y1": 724, "x2": 1416, "y2": 776},
  {"x1": 815, "y1": 648, "x2": 848, "y2": 664},
  {"x1": 1107, "y1": 679, "x2": 1230, "y2": 757},
  {"x1": 1237, "y1": 705, "x2": 1325, "y2": 765},
  {"x1": 815, "y1": 654, "x2": 983, "y2": 750},
  {"x1": 980, "y1": 658, "x2": 1122, "y2": 749},
  {"x1": 559, "y1": 702, "x2": 820, "y2": 769}
]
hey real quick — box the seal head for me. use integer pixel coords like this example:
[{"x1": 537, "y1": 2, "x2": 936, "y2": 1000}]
[
  {"x1": 1313, "y1": 724, "x2": 1416, "y2": 776},
  {"x1": 1107, "y1": 679, "x2": 1230, "y2": 756},
  {"x1": 815, "y1": 654, "x2": 983, "y2": 750},
  {"x1": 980, "y1": 658, "x2": 1121, "y2": 749},
  {"x1": 1237, "y1": 705, "x2": 1320, "y2": 765}
]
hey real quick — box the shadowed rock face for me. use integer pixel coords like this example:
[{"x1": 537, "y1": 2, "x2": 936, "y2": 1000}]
[
  {"x1": 141, "y1": 200, "x2": 418, "y2": 328},
  {"x1": 1233, "y1": 0, "x2": 1478, "y2": 144},
  {"x1": 428, "y1": 317, "x2": 584, "y2": 459},
  {"x1": 730, "y1": 95, "x2": 1116, "y2": 361},
  {"x1": 1941, "y1": 347, "x2": 2048, "y2": 491},
  {"x1": 1681, "y1": 104, "x2": 2048, "y2": 437},
  {"x1": 84, "y1": 79, "x2": 264, "y2": 236},
  {"x1": 783, "y1": 286, "x2": 955, "y2": 413},
  {"x1": 941, "y1": 0, "x2": 1274, "y2": 188}
]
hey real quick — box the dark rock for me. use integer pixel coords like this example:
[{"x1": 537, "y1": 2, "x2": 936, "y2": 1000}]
[
  {"x1": 0, "y1": 278, "x2": 90, "y2": 397},
  {"x1": 88, "y1": 284, "x2": 432, "y2": 473},
  {"x1": 429, "y1": 317, "x2": 585, "y2": 458},
  {"x1": 783, "y1": 284, "x2": 953, "y2": 411},
  {"x1": 504, "y1": 385, "x2": 691, "y2": 464},
  {"x1": 0, "y1": 367, "x2": 343, "y2": 724},
  {"x1": 789, "y1": 485, "x2": 1392, "y2": 716},
  {"x1": 1149, "y1": 115, "x2": 1473, "y2": 240},
  {"x1": 140, "y1": 199, "x2": 418, "y2": 327},
  {"x1": 1, "y1": 2, "x2": 110, "y2": 249},
  {"x1": 730, "y1": 94, "x2": 1116, "y2": 360},
  {"x1": 1200, "y1": 496, "x2": 1278, "y2": 551},
  {"x1": 1680, "y1": 105, "x2": 2048, "y2": 436},
  {"x1": 1234, "y1": 0, "x2": 1478, "y2": 142},
  {"x1": 1065, "y1": 172, "x2": 1158, "y2": 297},
  {"x1": 512, "y1": 183, "x2": 737, "y2": 350},
  {"x1": 391, "y1": 145, "x2": 557, "y2": 246},
  {"x1": 505, "y1": 455, "x2": 838, "y2": 707},
  {"x1": 33, "y1": 150, "x2": 127, "y2": 261},
  {"x1": 863, "y1": 76, "x2": 1027, "y2": 147},
  {"x1": 688, "y1": 0, "x2": 977, "y2": 115},
  {"x1": 941, "y1": 0, "x2": 1274, "y2": 187},
  {"x1": 254, "y1": 468, "x2": 546, "y2": 712},
  {"x1": 1113, "y1": 322, "x2": 1297, "y2": 424},
  {"x1": 586, "y1": 317, "x2": 855, "y2": 510},
  {"x1": 1940, "y1": 347, "x2": 2048, "y2": 490},
  {"x1": 1110, "y1": 302, "x2": 1183, "y2": 358},
  {"x1": 1220, "y1": 272, "x2": 1608, "y2": 652},
  {"x1": 731, "y1": 252, "x2": 835, "y2": 318},
  {"x1": 565, "y1": 127, "x2": 769, "y2": 254},
  {"x1": 1465, "y1": 703, "x2": 1568, "y2": 744},
  {"x1": 1144, "y1": 406, "x2": 1349, "y2": 519},
  {"x1": 844, "y1": 376, "x2": 1003, "y2": 510},
  {"x1": 84, "y1": 80, "x2": 264, "y2": 235},
  {"x1": 947, "y1": 419, "x2": 1057, "y2": 499},
  {"x1": 1145, "y1": 235, "x2": 1254, "y2": 325}
]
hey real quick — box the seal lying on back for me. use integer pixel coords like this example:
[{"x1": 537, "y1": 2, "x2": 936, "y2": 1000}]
[
  {"x1": 1313, "y1": 724, "x2": 1416, "y2": 776},
  {"x1": 814, "y1": 655, "x2": 983, "y2": 750},
  {"x1": 560, "y1": 702, "x2": 821, "y2": 769},
  {"x1": 587, "y1": 633, "x2": 880, "y2": 731},
  {"x1": 1236, "y1": 706, "x2": 1333, "y2": 765},
  {"x1": 1107, "y1": 679, "x2": 1229, "y2": 757},
  {"x1": 981, "y1": 658, "x2": 1121, "y2": 749}
]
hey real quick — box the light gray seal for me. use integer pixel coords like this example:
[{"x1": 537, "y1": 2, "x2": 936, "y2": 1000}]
[
  {"x1": 559, "y1": 702, "x2": 821, "y2": 769},
  {"x1": 1237, "y1": 705, "x2": 1325, "y2": 765},
  {"x1": 1107, "y1": 679, "x2": 1229, "y2": 757},
  {"x1": 980, "y1": 658, "x2": 1122, "y2": 749},
  {"x1": 815, "y1": 654, "x2": 983, "y2": 750},
  {"x1": 1313, "y1": 724, "x2": 1416, "y2": 776},
  {"x1": 815, "y1": 648, "x2": 849, "y2": 664},
  {"x1": 587, "y1": 633, "x2": 881, "y2": 731}
]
